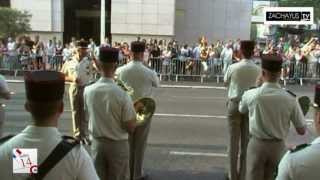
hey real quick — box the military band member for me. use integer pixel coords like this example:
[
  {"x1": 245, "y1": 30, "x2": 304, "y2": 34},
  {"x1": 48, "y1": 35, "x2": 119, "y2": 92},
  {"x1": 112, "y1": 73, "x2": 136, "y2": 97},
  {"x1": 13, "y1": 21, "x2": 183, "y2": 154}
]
[
  {"x1": 276, "y1": 85, "x2": 320, "y2": 180},
  {"x1": 0, "y1": 74, "x2": 11, "y2": 137},
  {"x1": 116, "y1": 41, "x2": 160, "y2": 180},
  {"x1": 0, "y1": 71, "x2": 99, "y2": 180},
  {"x1": 84, "y1": 47, "x2": 137, "y2": 180},
  {"x1": 239, "y1": 55, "x2": 306, "y2": 180},
  {"x1": 224, "y1": 40, "x2": 261, "y2": 180},
  {"x1": 61, "y1": 40, "x2": 94, "y2": 142}
]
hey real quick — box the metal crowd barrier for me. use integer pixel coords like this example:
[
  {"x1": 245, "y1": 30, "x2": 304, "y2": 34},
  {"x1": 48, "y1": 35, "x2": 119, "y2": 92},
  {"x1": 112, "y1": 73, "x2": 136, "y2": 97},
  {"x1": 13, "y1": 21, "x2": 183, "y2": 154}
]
[
  {"x1": 2, "y1": 55, "x2": 320, "y2": 85},
  {"x1": 147, "y1": 57, "x2": 320, "y2": 85},
  {"x1": 283, "y1": 60, "x2": 320, "y2": 86},
  {"x1": 148, "y1": 57, "x2": 224, "y2": 83}
]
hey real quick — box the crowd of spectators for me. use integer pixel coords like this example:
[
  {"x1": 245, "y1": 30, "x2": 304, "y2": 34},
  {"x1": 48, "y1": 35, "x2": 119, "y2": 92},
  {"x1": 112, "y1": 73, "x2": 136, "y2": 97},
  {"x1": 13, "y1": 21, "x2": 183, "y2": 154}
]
[
  {"x1": 1, "y1": 35, "x2": 320, "y2": 81},
  {"x1": 0, "y1": 35, "x2": 65, "y2": 71}
]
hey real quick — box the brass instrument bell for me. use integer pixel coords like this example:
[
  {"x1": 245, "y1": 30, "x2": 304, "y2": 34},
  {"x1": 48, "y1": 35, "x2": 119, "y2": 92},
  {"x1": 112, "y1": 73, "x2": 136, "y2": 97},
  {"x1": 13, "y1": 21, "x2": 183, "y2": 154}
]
[
  {"x1": 115, "y1": 77, "x2": 156, "y2": 126},
  {"x1": 134, "y1": 97, "x2": 156, "y2": 126}
]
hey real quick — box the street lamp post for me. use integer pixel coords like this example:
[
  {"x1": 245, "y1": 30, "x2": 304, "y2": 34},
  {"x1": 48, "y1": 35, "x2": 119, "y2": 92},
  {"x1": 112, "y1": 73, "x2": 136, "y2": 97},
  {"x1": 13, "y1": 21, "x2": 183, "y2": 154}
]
[{"x1": 100, "y1": 0, "x2": 106, "y2": 45}]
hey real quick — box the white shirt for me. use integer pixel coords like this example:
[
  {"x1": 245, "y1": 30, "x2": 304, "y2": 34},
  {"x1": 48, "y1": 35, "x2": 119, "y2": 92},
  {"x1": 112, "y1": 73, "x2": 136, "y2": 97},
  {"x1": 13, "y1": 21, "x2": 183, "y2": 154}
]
[
  {"x1": 239, "y1": 82, "x2": 305, "y2": 140},
  {"x1": 0, "y1": 126, "x2": 99, "y2": 180},
  {"x1": 180, "y1": 48, "x2": 189, "y2": 57},
  {"x1": 224, "y1": 59, "x2": 261, "y2": 101},
  {"x1": 47, "y1": 44, "x2": 55, "y2": 56},
  {"x1": 115, "y1": 61, "x2": 160, "y2": 101},
  {"x1": 84, "y1": 77, "x2": 136, "y2": 141},
  {"x1": 88, "y1": 43, "x2": 96, "y2": 51},
  {"x1": 62, "y1": 48, "x2": 71, "y2": 61},
  {"x1": 294, "y1": 53, "x2": 303, "y2": 62},
  {"x1": 221, "y1": 48, "x2": 233, "y2": 62},
  {"x1": 7, "y1": 42, "x2": 16, "y2": 56},
  {"x1": 233, "y1": 43, "x2": 241, "y2": 51},
  {"x1": 276, "y1": 137, "x2": 320, "y2": 180},
  {"x1": 143, "y1": 50, "x2": 150, "y2": 64}
]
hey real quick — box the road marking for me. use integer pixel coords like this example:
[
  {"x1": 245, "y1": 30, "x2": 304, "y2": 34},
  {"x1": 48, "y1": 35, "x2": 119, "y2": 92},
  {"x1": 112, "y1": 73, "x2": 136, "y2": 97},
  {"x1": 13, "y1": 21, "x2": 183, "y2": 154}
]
[
  {"x1": 170, "y1": 151, "x2": 228, "y2": 158},
  {"x1": 161, "y1": 85, "x2": 226, "y2": 90},
  {"x1": 6, "y1": 80, "x2": 226, "y2": 90},
  {"x1": 6, "y1": 80, "x2": 24, "y2": 83},
  {"x1": 7, "y1": 80, "x2": 74, "y2": 85},
  {"x1": 155, "y1": 113, "x2": 227, "y2": 119},
  {"x1": 169, "y1": 95, "x2": 225, "y2": 100},
  {"x1": 67, "y1": 111, "x2": 228, "y2": 119},
  {"x1": 4, "y1": 106, "x2": 313, "y2": 122}
]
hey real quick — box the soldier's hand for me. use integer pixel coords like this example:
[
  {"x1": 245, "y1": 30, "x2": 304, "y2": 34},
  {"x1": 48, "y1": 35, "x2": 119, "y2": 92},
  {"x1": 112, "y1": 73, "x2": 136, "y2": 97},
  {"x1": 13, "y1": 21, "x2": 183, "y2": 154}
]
[
  {"x1": 81, "y1": 138, "x2": 92, "y2": 146},
  {"x1": 75, "y1": 78, "x2": 82, "y2": 85},
  {"x1": 134, "y1": 101, "x2": 144, "y2": 113},
  {"x1": 126, "y1": 120, "x2": 137, "y2": 134},
  {"x1": 296, "y1": 127, "x2": 306, "y2": 135}
]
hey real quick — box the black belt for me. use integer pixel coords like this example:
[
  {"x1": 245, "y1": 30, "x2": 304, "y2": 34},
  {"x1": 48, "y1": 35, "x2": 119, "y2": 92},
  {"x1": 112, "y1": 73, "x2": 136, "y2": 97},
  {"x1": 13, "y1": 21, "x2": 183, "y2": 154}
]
[
  {"x1": 93, "y1": 137, "x2": 128, "y2": 143},
  {"x1": 76, "y1": 84, "x2": 89, "y2": 88},
  {"x1": 229, "y1": 98, "x2": 241, "y2": 103},
  {"x1": 251, "y1": 135, "x2": 283, "y2": 142}
]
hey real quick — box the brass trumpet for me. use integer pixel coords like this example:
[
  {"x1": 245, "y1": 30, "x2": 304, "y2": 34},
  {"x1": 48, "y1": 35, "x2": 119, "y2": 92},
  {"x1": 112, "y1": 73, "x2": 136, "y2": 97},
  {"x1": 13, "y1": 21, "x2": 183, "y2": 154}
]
[{"x1": 115, "y1": 77, "x2": 156, "y2": 126}]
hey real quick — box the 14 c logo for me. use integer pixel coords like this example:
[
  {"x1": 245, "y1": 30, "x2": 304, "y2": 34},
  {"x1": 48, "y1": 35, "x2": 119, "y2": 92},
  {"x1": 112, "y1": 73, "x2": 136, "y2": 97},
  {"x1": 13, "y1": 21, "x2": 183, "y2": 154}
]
[{"x1": 12, "y1": 148, "x2": 38, "y2": 174}]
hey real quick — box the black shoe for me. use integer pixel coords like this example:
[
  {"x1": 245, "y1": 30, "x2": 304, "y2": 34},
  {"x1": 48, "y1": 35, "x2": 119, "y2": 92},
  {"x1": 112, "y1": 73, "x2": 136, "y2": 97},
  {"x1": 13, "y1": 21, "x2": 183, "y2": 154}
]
[
  {"x1": 138, "y1": 174, "x2": 150, "y2": 180},
  {"x1": 224, "y1": 173, "x2": 230, "y2": 180}
]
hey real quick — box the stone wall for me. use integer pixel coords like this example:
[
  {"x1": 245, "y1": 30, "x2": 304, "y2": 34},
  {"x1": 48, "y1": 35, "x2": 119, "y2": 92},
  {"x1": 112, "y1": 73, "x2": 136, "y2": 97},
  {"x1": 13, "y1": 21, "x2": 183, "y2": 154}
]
[{"x1": 111, "y1": 0, "x2": 175, "y2": 43}]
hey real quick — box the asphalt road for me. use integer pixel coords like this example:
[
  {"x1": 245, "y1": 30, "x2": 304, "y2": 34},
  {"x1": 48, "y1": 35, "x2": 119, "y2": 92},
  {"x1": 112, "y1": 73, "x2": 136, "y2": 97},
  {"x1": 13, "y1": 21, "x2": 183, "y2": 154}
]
[{"x1": 1, "y1": 79, "x2": 317, "y2": 180}]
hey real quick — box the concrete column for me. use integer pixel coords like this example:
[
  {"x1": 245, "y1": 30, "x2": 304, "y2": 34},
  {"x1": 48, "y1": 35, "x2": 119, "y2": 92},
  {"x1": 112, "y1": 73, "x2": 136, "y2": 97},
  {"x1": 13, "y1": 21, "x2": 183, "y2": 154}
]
[{"x1": 100, "y1": 0, "x2": 106, "y2": 44}]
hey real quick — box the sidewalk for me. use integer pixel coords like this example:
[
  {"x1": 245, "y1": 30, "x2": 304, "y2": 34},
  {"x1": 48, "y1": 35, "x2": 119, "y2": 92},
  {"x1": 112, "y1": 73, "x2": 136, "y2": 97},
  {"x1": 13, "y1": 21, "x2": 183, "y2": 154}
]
[
  {"x1": 1, "y1": 69, "x2": 316, "y2": 91},
  {"x1": 1, "y1": 69, "x2": 226, "y2": 88}
]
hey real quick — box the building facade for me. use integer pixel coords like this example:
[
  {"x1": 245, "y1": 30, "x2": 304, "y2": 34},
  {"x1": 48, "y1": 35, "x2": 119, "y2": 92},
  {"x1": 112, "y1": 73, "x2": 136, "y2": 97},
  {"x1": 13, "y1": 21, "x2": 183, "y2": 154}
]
[
  {"x1": 10, "y1": 0, "x2": 64, "y2": 42},
  {"x1": 7, "y1": 0, "x2": 253, "y2": 43},
  {"x1": 111, "y1": 0, "x2": 175, "y2": 42},
  {"x1": 176, "y1": 0, "x2": 253, "y2": 44}
]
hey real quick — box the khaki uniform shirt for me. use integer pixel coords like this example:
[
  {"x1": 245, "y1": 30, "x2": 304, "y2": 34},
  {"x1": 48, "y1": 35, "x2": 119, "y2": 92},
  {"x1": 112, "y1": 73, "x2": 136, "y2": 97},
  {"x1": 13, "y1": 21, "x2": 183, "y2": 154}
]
[
  {"x1": 239, "y1": 82, "x2": 305, "y2": 140},
  {"x1": 84, "y1": 77, "x2": 136, "y2": 141},
  {"x1": 61, "y1": 57, "x2": 94, "y2": 86},
  {"x1": 276, "y1": 137, "x2": 320, "y2": 180},
  {"x1": 0, "y1": 126, "x2": 99, "y2": 180},
  {"x1": 224, "y1": 59, "x2": 261, "y2": 101},
  {"x1": 0, "y1": 75, "x2": 9, "y2": 104},
  {"x1": 115, "y1": 61, "x2": 160, "y2": 101}
]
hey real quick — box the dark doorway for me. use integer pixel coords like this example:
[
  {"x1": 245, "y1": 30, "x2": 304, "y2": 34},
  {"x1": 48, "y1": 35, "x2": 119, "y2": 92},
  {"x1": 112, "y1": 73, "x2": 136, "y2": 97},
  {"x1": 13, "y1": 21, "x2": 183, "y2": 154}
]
[
  {"x1": 0, "y1": 0, "x2": 10, "y2": 7},
  {"x1": 63, "y1": 0, "x2": 111, "y2": 45}
]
